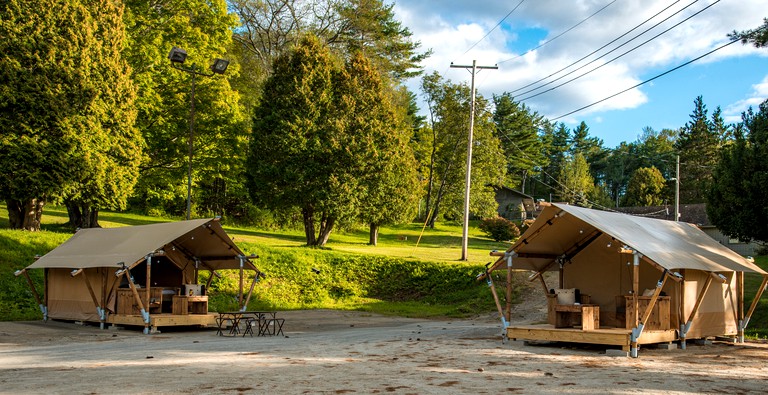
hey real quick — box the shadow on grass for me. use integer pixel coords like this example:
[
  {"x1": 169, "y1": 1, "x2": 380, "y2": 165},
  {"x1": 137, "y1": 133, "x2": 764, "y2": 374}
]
[{"x1": 227, "y1": 227, "x2": 308, "y2": 245}]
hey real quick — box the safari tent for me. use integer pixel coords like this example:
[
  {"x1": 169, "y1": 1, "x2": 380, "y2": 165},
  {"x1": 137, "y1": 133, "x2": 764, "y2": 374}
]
[
  {"x1": 16, "y1": 218, "x2": 262, "y2": 333},
  {"x1": 481, "y1": 203, "x2": 768, "y2": 357}
]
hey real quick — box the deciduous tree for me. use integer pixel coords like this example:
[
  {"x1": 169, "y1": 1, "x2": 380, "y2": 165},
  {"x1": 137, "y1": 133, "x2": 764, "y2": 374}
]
[{"x1": 623, "y1": 166, "x2": 666, "y2": 207}]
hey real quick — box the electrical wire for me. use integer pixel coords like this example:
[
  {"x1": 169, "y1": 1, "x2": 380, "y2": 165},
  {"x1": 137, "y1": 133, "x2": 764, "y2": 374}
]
[
  {"x1": 510, "y1": 0, "x2": 689, "y2": 95},
  {"x1": 520, "y1": 0, "x2": 720, "y2": 101},
  {"x1": 497, "y1": 0, "x2": 618, "y2": 65},
  {"x1": 550, "y1": 37, "x2": 740, "y2": 120},
  {"x1": 461, "y1": 0, "x2": 526, "y2": 57}
]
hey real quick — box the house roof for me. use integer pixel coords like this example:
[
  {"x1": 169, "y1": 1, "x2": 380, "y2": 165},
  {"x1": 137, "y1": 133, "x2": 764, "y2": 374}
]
[
  {"x1": 617, "y1": 203, "x2": 711, "y2": 226},
  {"x1": 493, "y1": 185, "x2": 534, "y2": 200},
  {"x1": 25, "y1": 219, "x2": 258, "y2": 271},
  {"x1": 489, "y1": 203, "x2": 765, "y2": 275}
]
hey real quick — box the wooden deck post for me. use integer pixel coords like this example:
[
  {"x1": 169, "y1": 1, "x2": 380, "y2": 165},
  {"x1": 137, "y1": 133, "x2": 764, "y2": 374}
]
[{"x1": 737, "y1": 271, "x2": 744, "y2": 342}]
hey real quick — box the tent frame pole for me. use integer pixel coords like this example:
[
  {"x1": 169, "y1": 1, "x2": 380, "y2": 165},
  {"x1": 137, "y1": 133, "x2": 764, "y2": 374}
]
[
  {"x1": 14, "y1": 269, "x2": 47, "y2": 321},
  {"x1": 238, "y1": 256, "x2": 244, "y2": 307},
  {"x1": 146, "y1": 255, "x2": 152, "y2": 316},
  {"x1": 505, "y1": 253, "x2": 515, "y2": 323}
]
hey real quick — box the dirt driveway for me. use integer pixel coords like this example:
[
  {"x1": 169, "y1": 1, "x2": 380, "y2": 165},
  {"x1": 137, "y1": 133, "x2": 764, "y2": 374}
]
[{"x1": 1, "y1": 310, "x2": 767, "y2": 394}]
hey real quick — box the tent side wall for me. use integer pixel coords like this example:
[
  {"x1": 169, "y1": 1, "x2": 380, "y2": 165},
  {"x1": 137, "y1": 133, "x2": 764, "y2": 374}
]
[
  {"x1": 564, "y1": 242, "x2": 679, "y2": 328},
  {"x1": 683, "y1": 270, "x2": 739, "y2": 338},
  {"x1": 47, "y1": 268, "x2": 112, "y2": 322}
]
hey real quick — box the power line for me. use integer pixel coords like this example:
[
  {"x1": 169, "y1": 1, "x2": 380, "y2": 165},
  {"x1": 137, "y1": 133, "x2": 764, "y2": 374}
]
[
  {"x1": 516, "y1": 0, "x2": 708, "y2": 100},
  {"x1": 497, "y1": 0, "x2": 618, "y2": 65},
  {"x1": 461, "y1": 0, "x2": 526, "y2": 57},
  {"x1": 550, "y1": 37, "x2": 740, "y2": 120}
]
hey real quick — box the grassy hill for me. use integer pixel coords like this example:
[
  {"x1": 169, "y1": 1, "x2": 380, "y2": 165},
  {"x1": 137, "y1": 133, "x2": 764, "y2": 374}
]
[
  {"x1": 3, "y1": 207, "x2": 767, "y2": 339},
  {"x1": 0, "y1": 207, "x2": 515, "y2": 321}
]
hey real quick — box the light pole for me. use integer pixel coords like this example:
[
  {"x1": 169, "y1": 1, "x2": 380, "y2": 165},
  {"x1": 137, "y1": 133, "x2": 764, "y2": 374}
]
[{"x1": 168, "y1": 47, "x2": 229, "y2": 220}]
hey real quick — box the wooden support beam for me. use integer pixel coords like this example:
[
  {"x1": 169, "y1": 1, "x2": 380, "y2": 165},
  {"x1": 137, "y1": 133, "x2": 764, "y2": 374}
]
[
  {"x1": 528, "y1": 260, "x2": 558, "y2": 282},
  {"x1": 16, "y1": 269, "x2": 43, "y2": 308},
  {"x1": 640, "y1": 273, "x2": 668, "y2": 327},
  {"x1": 72, "y1": 269, "x2": 102, "y2": 316},
  {"x1": 124, "y1": 271, "x2": 147, "y2": 315},
  {"x1": 537, "y1": 273, "x2": 549, "y2": 294},
  {"x1": 486, "y1": 275, "x2": 506, "y2": 325},
  {"x1": 241, "y1": 271, "x2": 264, "y2": 311},
  {"x1": 745, "y1": 274, "x2": 768, "y2": 325},
  {"x1": 685, "y1": 275, "x2": 713, "y2": 326}
]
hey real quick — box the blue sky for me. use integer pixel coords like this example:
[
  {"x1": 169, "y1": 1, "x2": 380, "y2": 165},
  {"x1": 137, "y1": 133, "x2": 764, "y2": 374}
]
[{"x1": 393, "y1": 0, "x2": 768, "y2": 148}]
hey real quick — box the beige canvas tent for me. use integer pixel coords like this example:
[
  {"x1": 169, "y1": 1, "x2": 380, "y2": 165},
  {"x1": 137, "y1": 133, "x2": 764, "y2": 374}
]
[
  {"x1": 481, "y1": 203, "x2": 768, "y2": 357},
  {"x1": 16, "y1": 218, "x2": 262, "y2": 333}
]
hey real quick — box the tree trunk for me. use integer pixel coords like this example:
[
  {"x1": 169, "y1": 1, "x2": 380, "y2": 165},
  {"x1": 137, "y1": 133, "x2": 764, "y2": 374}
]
[
  {"x1": 65, "y1": 201, "x2": 101, "y2": 229},
  {"x1": 369, "y1": 223, "x2": 379, "y2": 246},
  {"x1": 316, "y1": 212, "x2": 335, "y2": 246},
  {"x1": 6, "y1": 198, "x2": 44, "y2": 231},
  {"x1": 302, "y1": 206, "x2": 317, "y2": 246}
]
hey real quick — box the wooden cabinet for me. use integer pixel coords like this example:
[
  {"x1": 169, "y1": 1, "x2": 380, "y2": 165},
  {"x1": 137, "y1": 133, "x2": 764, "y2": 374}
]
[
  {"x1": 172, "y1": 295, "x2": 208, "y2": 315},
  {"x1": 616, "y1": 295, "x2": 671, "y2": 330},
  {"x1": 116, "y1": 288, "x2": 163, "y2": 315}
]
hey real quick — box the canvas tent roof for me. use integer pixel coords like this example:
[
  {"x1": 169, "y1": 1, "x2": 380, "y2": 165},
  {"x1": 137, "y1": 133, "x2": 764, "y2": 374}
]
[
  {"x1": 494, "y1": 203, "x2": 765, "y2": 275},
  {"x1": 25, "y1": 218, "x2": 257, "y2": 271}
]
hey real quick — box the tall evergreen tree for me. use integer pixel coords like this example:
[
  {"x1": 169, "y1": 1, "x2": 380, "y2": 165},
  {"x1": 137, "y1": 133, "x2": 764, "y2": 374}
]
[
  {"x1": 0, "y1": 0, "x2": 140, "y2": 230},
  {"x1": 247, "y1": 35, "x2": 340, "y2": 246},
  {"x1": 675, "y1": 96, "x2": 721, "y2": 204},
  {"x1": 492, "y1": 92, "x2": 546, "y2": 193},
  {"x1": 335, "y1": 52, "x2": 420, "y2": 246},
  {"x1": 539, "y1": 123, "x2": 570, "y2": 201},
  {"x1": 707, "y1": 99, "x2": 768, "y2": 243}
]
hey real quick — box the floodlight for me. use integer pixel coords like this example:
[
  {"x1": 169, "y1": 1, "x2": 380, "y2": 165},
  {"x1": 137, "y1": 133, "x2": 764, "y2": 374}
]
[
  {"x1": 168, "y1": 47, "x2": 187, "y2": 64},
  {"x1": 210, "y1": 58, "x2": 229, "y2": 74}
]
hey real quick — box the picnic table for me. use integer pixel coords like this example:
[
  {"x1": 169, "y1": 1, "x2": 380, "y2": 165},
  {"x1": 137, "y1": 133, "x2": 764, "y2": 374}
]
[{"x1": 216, "y1": 311, "x2": 284, "y2": 337}]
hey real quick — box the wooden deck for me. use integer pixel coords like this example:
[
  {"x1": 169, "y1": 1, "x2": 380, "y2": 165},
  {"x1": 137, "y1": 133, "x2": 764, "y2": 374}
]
[
  {"x1": 106, "y1": 313, "x2": 217, "y2": 330},
  {"x1": 507, "y1": 324, "x2": 678, "y2": 351}
]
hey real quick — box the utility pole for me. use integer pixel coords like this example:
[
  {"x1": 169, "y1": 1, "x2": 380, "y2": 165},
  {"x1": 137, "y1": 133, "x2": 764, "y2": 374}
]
[
  {"x1": 450, "y1": 60, "x2": 498, "y2": 261},
  {"x1": 675, "y1": 155, "x2": 680, "y2": 221}
]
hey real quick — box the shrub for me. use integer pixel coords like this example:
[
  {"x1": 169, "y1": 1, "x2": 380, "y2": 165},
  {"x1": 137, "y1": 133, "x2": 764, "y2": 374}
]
[{"x1": 478, "y1": 217, "x2": 520, "y2": 242}]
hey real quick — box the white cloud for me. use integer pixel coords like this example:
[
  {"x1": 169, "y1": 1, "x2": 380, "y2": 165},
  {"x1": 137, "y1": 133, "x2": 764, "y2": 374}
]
[
  {"x1": 394, "y1": 0, "x2": 768, "y2": 123},
  {"x1": 723, "y1": 75, "x2": 768, "y2": 124}
]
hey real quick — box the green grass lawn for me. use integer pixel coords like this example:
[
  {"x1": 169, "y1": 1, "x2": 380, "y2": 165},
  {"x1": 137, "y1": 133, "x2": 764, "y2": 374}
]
[
  {"x1": 1, "y1": 207, "x2": 508, "y2": 320},
  {"x1": 37, "y1": 206, "x2": 511, "y2": 265}
]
